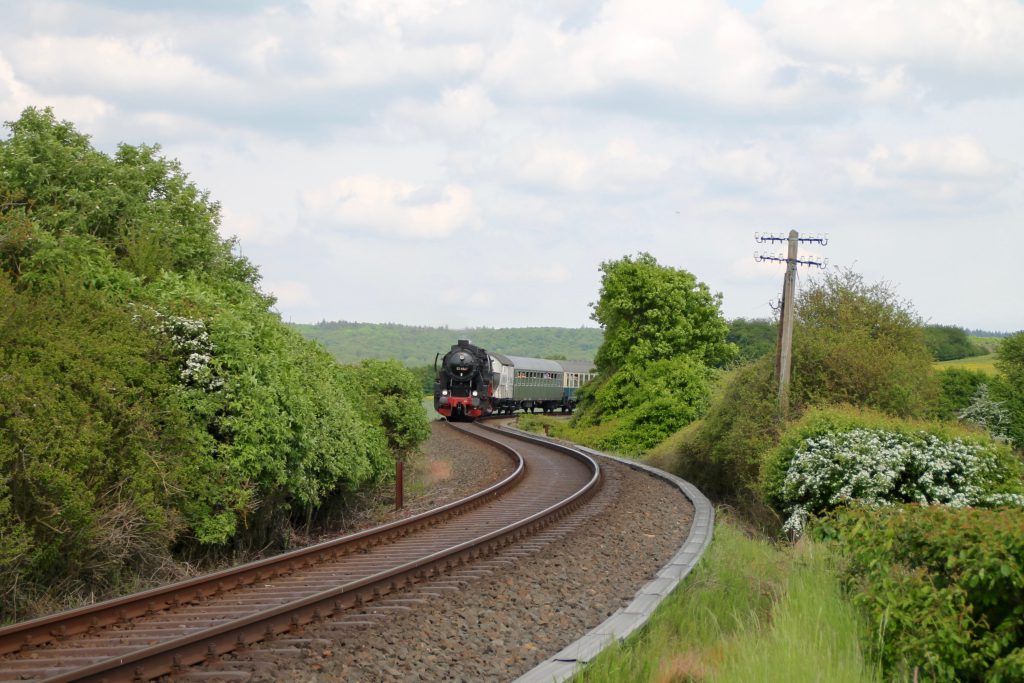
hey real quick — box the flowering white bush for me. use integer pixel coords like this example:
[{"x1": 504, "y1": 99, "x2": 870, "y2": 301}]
[
  {"x1": 958, "y1": 384, "x2": 1012, "y2": 443},
  {"x1": 156, "y1": 314, "x2": 223, "y2": 391},
  {"x1": 132, "y1": 305, "x2": 223, "y2": 391},
  {"x1": 779, "y1": 428, "x2": 1021, "y2": 536}
]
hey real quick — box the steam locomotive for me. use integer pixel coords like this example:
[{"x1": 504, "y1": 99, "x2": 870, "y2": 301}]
[{"x1": 433, "y1": 339, "x2": 596, "y2": 421}]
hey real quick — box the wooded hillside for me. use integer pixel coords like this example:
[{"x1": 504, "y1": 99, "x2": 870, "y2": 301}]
[{"x1": 291, "y1": 321, "x2": 605, "y2": 365}]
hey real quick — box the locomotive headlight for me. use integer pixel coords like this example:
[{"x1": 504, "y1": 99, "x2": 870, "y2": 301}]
[
  {"x1": 472, "y1": 390, "x2": 478, "y2": 397},
  {"x1": 442, "y1": 390, "x2": 449, "y2": 396}
]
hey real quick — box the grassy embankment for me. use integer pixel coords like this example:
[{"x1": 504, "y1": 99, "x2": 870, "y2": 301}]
[
  {"x1": 518, "y1": 414, "x2": 882, "y2": 681},
  {"x1": 574, "y1": 517, "x2": 879, "y2": 683}
]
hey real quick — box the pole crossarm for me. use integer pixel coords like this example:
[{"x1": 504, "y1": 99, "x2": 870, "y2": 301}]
[
  {"x1": 755, "y1": 231, "x2": 829, "y2": 245},
  {"x1": 754, "y1": 252, "x2": 828, "y2": 268}
]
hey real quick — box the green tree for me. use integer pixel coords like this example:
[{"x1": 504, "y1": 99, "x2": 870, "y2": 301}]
[
  {"x1": 791, "y1": 269, "x2": 936, "y2": 417},
  {"x1": 922, "y1": 325, "x2": 986, "y2": 361},
  {"x1": 727, "y1": 318, "x2": 777, "y2": 362},
  {"x1": 993, "y1": 331, "x2": 1024, "y2": 448},
  {"x1": 590, "y1": 252, "x2": 736, "y2": 373},
  {"x1": 575, "y1": 253, "x2": 734, "y2": 454}
]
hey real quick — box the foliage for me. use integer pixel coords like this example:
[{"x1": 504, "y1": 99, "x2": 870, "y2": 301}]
[
  {"x1": 932, "y1": 367, "x2": 990, "y2": 421},
  {"x1": 571, "y1": 356, "x2": 713, "y2": 454},
  {"x1": 959, "y1": 385, "x2": 1013, "y2": 444},
  {"x1": 293, "y1": 321, "x2": 603, "y2": 367},
  {"x1": 791, "y1": 270, "x2": 937, "y2": 418},
  {"x1": 336, "y1": 359, "x2": 432, "y2": 457},
  {"x1": 0, "y1": 108, "x2": 429, "y2": 617},
  {"x1": 661, "y1": 357, "x2": 779, "y2": 500},
  {"x1": 567, "y1": 253, "x2": 733, "y2": 455},
  {"x1": 993, "y1": 331, "x2": 1024, "y2": 449},
  {"x1": 817, "y1": 506, "x2": 1024, "y2": 681},
  {"x1": 762, "y1": 408, "x2": 1024, "y2": 537},
  {"x1": 0, "y1": 280, "x2": 192, "y2": 613},
  {"x1": 726, "y1": 317, "x2": 777, "y2": 363},
  {"x1": 589, "y1": 252, "x2": 736, "y2": 373},
  {"x1": 923, "y1": 325, "x2": 987, "y2": 362}
]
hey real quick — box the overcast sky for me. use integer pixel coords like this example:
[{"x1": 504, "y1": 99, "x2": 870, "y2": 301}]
[{"x1": 2, "y1": 0, "x2": 1022, "y2": 332}]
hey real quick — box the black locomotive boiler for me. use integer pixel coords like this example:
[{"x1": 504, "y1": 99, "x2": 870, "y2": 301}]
[{"x1": 433, "y1": 339, "x2": 493, "y2": 420}]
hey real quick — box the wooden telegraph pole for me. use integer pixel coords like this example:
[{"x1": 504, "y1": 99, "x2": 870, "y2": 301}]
[{"x1": 755, "y1": 231, "x2": 828, "y2": 418}]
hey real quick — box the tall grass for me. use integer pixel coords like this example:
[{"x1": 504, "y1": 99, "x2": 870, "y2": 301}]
[{"x1": 575, "y1": 516, "x2": 878, "y2": 683}]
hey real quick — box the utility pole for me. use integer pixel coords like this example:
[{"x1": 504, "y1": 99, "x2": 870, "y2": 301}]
[{"x1": 755, "y1": 231, "x2": 828, "y2": 417}]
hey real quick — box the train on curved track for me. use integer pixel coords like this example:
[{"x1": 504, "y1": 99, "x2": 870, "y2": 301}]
[{"x1": 434, "y1": 339, "x2": 597, "y2": 420}]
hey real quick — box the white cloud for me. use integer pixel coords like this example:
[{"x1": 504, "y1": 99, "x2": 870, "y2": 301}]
[
  {"x1": 263, "y1": 279, "x2": 316, "y2": 309},
  {"x1": 506, "y1": 137, "x2": 672, "y2": 192},
  {"x1": 493, "y1": 263, "x2": 571, "y2": 285},
  {"x1": 762, "y1": 0, "x2": 1024, "y2": 69},
  {"x1": 0, "y1": 51, "x2": 110, "y2": 124},
  {"x1": 386, "y1": 85, "x2": 497, "y2": 137},
  {"x1": 845, "y1": 136, "x2": 1014, "y2": 203},
  {"x1": 439, "y1": 287, "x2": 495, "y2": 307},
  {"x1": 6, "y1": 35, "x2": 240, "y2": 97},
  {"x1": 700, "y1": 145, "x2": 780, "y2": 186},
  {"x1": 300, "y1": 176, "x2": 481, "y2": 239}
]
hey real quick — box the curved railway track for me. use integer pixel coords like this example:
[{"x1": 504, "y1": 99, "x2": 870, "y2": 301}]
[{"x1": 0, "y1": 423, "x2": 601, "y2": 682}]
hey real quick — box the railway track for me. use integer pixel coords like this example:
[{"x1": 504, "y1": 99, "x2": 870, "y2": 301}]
[{"x1": 0, "y1": 423, "x2": 601, "y2": 682}]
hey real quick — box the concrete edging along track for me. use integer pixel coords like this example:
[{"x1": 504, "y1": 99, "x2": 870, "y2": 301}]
[{"x1": 505, "y1": 429, "x2": 715, "y2": 683}]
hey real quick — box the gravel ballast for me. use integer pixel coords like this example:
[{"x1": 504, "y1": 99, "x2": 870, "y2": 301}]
[{"x1": 202, "y1": 422, "x2": 694, "y2": 682}]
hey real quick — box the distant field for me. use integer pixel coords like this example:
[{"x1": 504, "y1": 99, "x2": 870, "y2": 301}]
[
  {"x1": 969, "y1": 336, "x2": 1004, "y2": 354},
  {"x1": 935, "y1": 354, "x2": 999, "y2": 375}
]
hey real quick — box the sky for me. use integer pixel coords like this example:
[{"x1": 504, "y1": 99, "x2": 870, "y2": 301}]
[{"x1": 1, "y1": 0, "x2": 1022, "y2": 332}]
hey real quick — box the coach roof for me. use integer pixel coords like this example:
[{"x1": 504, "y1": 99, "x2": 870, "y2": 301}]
[{"x1": 502, "y1": 356, "x2": 565, "y2": 373}]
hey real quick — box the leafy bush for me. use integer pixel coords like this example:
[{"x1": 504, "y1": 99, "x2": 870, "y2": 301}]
[
  {"x1": 573, "y1": 356, "x2": 713, "y2": 454},
  {"x1": 0, "y1": 280, "x2": 194, "y2": 612},
  {"x1": 1, "y1": 108, "x2": 430, "y2": 617},
  {"x1": 589, "y1": 252, "x2": 736, "y2": 373},
  {"x1": 993, "y1": 331, "x2": 1024, "y2": 449},
  {"x1": 791, "y1": 270, "x2": 937, "y2": 418},
  {"x1": 337, "y1": 359, "x2": 432, "y2": 457},
  {"x1": 572, "y1": 253, "x2": 734, "y2": 455},
  {"x1": 817, "y1": 506, "x2": 1024, "y2": 681},
  {"x1": 932, "y1": 367, "x2": 990, "y2": 421},
  {"x1": 661, "y1": 356, "x2": 779, "y2": 500},
  {"x1": 763, "y1": 408, "x2": 1024, "y2": 536},
  {"x1": 959, "y1": 384, "x2": 1013, "y2": 444}
]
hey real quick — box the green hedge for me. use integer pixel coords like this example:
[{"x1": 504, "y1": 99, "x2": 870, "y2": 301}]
[{"x1": 817, "y1": 506, "x2": 1024, "y2": 681}]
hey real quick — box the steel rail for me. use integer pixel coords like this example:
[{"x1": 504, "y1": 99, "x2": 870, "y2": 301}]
[
  {"x1": 1, "y1": 423, "x2": 601, "y2": 683},
  {"x1": 0, "y1": 434, "x2": 524, "y2": 657}
]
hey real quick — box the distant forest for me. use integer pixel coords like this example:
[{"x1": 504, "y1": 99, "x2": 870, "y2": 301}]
[
  {"x1": 290, "y1": 321, "x2": 605, "y2": 367},
  {"x1": 290, "y1": 319, "x2": 1009, "y2": 370}
]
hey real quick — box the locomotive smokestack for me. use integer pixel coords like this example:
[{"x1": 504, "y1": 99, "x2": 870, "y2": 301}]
[{"x1": 458, "y1": 339, "x2": 470, "y2": 346}]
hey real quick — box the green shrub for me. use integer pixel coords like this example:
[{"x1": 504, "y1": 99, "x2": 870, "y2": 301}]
[
  {"x1": 663, "y1": 356, "x2": 779, "y2": 499},
  {"x1": 791, "y1": 270, "x2": 937, "y2": 418},
  {"x1": 0, "y1": 281, "x2": 195, "y2": 613},
  {"x1": 932, "y1": 367, "x2": 990, "y2": 421},
  {"x1": 763, "y1": 407, "x2": 1024, "y2": 536},
  {"x1": 573, "y1": 356, "x2": 712, "y2": 454},
  {"x1": 0, "y1": 108, "x2": 431, "y2": 617},
  {"x1": 817, "y1": 506, "x2": 1024, "y2": 681},
  {"x1": 993, "y1": 332, "x2": 1024, "y2": 449}
]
